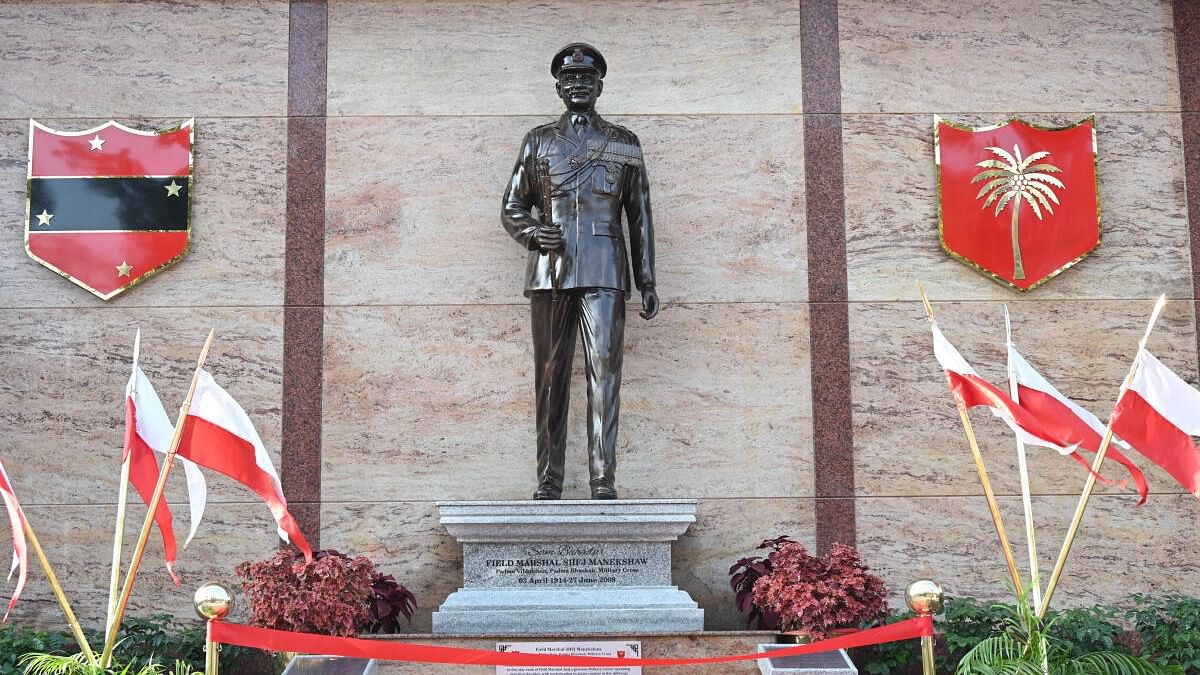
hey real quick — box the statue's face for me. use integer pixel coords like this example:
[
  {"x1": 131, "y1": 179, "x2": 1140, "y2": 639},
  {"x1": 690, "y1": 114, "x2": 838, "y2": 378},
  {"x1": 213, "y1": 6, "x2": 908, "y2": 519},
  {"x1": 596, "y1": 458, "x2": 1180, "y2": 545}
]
[{"x1": 556, "y1": 70, "x2": 602, "y2": 111}]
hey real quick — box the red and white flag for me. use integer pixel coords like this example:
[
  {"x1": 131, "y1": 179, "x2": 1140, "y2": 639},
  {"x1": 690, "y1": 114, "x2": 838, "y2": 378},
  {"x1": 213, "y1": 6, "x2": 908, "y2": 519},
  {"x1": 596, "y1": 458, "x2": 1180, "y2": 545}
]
[
  {"x1": 125, "y1": 366, "x2": 178, "y2": 583},
  {"x1": 1008, "y1": 343, "x2": 1150, "y2": 503},
  {"x1": 0, "y1": 459, "x2": 28, "y2": 621},
  {"x1": 932, "y1": 321, "x2": 1079, "y2": 451},
  {"x1": 176, "y1": 370, "x2": 312, "y2": 561},
  {"x1": 126, "y1": 365, "x2": 210, "y2": 583},
  {"x1": 1111, "y1": 349, "x2": 1200, "y2": 498}
]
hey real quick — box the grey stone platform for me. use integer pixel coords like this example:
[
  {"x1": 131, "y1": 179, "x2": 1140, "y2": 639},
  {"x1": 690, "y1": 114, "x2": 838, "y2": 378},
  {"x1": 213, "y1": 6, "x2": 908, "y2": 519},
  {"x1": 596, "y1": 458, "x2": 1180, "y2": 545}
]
[
  {"x1": 757, "y1": 645, "x2": 858, "y2": 674},
  {"x1": 282, "y1": 656, "x2": 378, "y2": 674},
  {"x1": 432, "y1": 499, "x2": 705, "y2": 634}
]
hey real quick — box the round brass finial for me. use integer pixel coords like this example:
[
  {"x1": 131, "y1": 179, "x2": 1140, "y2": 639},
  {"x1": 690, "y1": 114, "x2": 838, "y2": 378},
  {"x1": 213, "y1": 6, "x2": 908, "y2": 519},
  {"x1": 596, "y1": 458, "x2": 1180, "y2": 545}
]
[
  {"x1": 193, "y1": 583, "x2": 233, "y2": 621},
  {"x1": 905, "y1": 579, "x2": 944, "y2": 616}
]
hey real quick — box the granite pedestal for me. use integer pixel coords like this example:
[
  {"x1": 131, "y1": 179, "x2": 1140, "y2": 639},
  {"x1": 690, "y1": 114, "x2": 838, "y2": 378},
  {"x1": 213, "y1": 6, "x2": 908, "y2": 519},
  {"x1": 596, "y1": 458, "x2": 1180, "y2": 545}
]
[{"x1": 432, "y1": 500, "x2": 705, "y2": 634}]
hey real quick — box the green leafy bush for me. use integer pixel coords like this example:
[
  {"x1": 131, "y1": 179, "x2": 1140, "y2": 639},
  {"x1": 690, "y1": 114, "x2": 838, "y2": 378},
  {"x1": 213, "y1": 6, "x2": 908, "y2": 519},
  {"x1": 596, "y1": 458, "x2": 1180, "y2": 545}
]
[
  {"x1": 850, "y1": 610, "x2": 920, "y2": 675},
  {"x1": 953, "y1": 589, "x2": 1171, "y2": 674},
  {"x1": 852, "y1": 595, "x2": 1200, "y2": 673},
  {"x1": 3, "y1": 615, "x2": 258, "y2": 675},
  {"x1": 106, "y1": 616, "x2": 204, "y2": 670},
  {"x1": 851, "y1": 597, "x2": 1010, "y2": 674},
  {"x1": 0, "y1": 624, "x2": 79, "y2": 675},
  {"x1": 1050, "y1": 605, "x2": 1131, "y2": 657},
  {"x1": 1128, "y1": 595, "x2": 1200, "y2": 673}
]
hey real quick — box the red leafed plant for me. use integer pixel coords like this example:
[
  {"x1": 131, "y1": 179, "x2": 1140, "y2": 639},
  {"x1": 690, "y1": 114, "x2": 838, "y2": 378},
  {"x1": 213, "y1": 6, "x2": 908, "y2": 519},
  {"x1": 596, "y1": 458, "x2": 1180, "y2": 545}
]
[
  {"x1": 729, "y1": 535, "x2": 794, "y2": 629},
  {"x1": 236, "y1": 549, "x2": 416, "y2": 638},
  {"x1": 750, "y1": 542, "x2": 888, "y2": 639},
  {"x1": 367, "y1": 571, "x2": 418, "y2": 633}
]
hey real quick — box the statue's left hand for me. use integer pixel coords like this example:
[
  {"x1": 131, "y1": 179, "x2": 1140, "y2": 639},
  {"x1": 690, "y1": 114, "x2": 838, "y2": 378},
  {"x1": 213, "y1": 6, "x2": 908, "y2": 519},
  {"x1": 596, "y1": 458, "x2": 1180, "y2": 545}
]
[{"x1": 639, "y1": 286, "x2": 660, "y2": 320}]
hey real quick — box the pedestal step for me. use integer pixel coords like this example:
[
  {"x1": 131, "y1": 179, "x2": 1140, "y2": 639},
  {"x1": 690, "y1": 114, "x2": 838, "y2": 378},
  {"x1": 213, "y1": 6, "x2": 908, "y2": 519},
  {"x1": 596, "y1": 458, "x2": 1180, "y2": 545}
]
[
  {"x1": 432, "y1": 586, "x2": 704, "y2": 633},
  {"x1": 367, "y1": 631, "x2": 778, "y2": 675}
]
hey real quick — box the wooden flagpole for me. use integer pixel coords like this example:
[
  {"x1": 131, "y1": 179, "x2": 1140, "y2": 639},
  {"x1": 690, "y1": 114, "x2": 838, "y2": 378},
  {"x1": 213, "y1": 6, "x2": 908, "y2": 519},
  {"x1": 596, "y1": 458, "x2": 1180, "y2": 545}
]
[
  {"x1": 100, "y1": 329, "x2": 214, "y2": 665},
  {"x1": 22, "y1": 520, "x2": 96, "y2": 665},
  {"x1": 1004, "y1": 307, "x2": 1043, "y2": 611},
  {"x1": 919, "y1": 286, "x2": 1023, "y2": 593},
  {"x1": 1037, "y1": 295, "x2": 1166, "y2": 618},
  {"x1": 103, "y1": 328, "x2": 138, "y2": 656}
]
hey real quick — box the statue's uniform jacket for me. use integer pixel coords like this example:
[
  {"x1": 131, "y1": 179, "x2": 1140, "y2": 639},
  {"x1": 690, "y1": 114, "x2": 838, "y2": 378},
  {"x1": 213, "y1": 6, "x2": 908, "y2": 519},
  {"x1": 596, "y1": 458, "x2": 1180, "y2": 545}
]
[
  {"x1": 501, "y1": 110, "x2": 656, "y2": 495},
  {"x1": 502, "y1": 112, "x2": 655, "y2": 297}
]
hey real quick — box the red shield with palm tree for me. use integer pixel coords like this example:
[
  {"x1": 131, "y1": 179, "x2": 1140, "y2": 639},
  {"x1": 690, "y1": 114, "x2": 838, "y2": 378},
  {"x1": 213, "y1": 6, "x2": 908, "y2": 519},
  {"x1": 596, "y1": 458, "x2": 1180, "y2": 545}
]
[{"x1": 935, "y1": 116, "x2": 1099, "y2": 292}]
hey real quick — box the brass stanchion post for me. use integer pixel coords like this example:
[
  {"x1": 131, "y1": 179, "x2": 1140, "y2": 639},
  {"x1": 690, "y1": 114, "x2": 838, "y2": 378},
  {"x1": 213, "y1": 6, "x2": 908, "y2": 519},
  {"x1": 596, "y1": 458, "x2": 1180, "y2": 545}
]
[
  {"x1": 906, "y1": 580, "x2": 944, "y2": 675},
  {"x1": 194, "y1": 583, "x2": 233, "y2": 675}
]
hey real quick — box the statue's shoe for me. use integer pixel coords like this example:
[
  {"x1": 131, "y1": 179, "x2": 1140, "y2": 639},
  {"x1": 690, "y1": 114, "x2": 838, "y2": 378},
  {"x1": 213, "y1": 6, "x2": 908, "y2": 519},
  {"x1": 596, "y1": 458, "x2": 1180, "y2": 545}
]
[
  {"x1": 590, "y1": 484, "x2": 618, "y2": 500},
  {"x1": 533, "y1": 485, "x2": 561, "y2": 500}
]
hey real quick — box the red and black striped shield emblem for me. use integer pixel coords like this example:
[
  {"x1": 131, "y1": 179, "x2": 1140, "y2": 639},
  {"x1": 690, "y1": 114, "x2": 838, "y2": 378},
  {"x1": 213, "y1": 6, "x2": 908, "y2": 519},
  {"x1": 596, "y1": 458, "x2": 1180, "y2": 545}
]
[{"x1": 26, "y1": 119, "x2": 193, "y2": 300}]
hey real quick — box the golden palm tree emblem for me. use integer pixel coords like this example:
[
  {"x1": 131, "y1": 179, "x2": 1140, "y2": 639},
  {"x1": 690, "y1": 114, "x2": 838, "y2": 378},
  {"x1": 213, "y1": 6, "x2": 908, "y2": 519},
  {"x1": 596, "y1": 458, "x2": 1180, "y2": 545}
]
[{"x1": 971, "y1": 144, "x2": 1065, "y2": 280}]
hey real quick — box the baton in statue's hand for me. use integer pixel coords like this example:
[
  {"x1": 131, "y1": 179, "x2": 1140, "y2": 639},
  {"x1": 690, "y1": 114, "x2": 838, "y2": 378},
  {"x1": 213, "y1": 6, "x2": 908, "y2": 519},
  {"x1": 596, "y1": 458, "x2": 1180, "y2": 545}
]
[{"x1": 536, "y1": 158, "x2": 561, "y2": 299}]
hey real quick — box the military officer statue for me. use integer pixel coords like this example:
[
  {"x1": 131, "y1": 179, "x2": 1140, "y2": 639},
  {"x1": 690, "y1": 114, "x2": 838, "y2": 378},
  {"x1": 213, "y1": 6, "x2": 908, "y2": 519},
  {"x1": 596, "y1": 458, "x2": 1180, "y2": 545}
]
[{"x1": 502, "y1": 43, "x2": 658, "y2": 500}]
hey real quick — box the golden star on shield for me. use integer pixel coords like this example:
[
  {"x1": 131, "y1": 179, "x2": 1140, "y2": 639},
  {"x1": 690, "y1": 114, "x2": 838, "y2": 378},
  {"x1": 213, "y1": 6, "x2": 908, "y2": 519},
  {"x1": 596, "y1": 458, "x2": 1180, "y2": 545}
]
[
  {"x1": 116, "y1": 261, "x2": 133, "y2": 277},
  {"x1": 163, "y1": 180, "x2": 182, "y2": 197},
  {"x1": 88, "y1": 134, "x2": 106, "y2": 151},
  {"x1": 35, "y1": 209, "x2": 54, "y2": 226}
]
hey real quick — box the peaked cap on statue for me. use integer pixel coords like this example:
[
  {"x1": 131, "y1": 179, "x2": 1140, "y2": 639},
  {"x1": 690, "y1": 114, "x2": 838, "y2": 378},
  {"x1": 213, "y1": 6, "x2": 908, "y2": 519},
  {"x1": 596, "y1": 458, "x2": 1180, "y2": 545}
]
[{"x1": 550, "y1": 42, "x2": 607, "y2": 78}]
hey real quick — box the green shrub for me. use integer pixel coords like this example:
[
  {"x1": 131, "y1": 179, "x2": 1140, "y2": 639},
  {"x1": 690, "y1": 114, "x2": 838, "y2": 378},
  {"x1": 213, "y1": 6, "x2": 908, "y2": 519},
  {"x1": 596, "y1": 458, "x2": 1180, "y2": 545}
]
[
  {"x1": 0, "y1": 615, "x2": 258, "y2": 674},
  {"x1": 106, "y1": 615, "x2": 205, "y2": 669},
  {"x1": 851, "y1": 596, "x2": 1200, "y2": 674},
  {"x1": 850, "y1": 610, "x2": 921, "y2": 675},
  {"x1": 852, "y1": 597, "x2": 1010, "y2": 674},
  {"x1": 1049, "y1": 605, "x2": 1131, "y2": 657},
  {"x1": 1128, "y1": 594, "x2": 1200, "y2": 673},
  {"x1": 0, "y1": 624, "x2": 79, "y2": 675}
]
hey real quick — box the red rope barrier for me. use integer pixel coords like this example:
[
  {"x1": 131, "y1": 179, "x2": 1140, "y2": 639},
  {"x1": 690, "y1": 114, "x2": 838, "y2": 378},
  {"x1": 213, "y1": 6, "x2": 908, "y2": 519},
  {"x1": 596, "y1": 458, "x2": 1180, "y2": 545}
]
[{"x1": 208, "y1": 616, "x2": 932, "y2": 667}]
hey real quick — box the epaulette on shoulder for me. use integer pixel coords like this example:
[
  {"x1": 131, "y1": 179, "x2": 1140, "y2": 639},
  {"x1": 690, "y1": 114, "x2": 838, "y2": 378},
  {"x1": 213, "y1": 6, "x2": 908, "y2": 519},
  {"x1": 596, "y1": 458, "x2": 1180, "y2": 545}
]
[
  {"x1": 529, "y1": 121, "x2": 558, "y2": 139},
  {"x1": 605, "y1": 122, "x2": 639, "y2": 145}
]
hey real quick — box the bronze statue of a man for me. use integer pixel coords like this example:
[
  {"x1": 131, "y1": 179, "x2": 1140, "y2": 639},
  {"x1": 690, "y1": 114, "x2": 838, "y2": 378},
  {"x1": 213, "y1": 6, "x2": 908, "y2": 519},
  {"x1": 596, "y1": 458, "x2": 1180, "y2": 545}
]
[{"x1": 502, "y1": 43, "x2": 658, "y2": 500}]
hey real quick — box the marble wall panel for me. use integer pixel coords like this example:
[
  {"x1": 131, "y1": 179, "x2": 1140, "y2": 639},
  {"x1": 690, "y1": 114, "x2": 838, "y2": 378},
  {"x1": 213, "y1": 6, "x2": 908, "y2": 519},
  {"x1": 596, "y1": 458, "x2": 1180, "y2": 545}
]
[
  {"x1": 0, "y1": 1, "x2": 289, "y2": 118},
  {"x1": 327, "y1": 0, "x2": 802, "y2": 116},
  {"x1": 0, "y1": 117, "x2": 287, "y2": 308},
  {"x1": 858, "y1": 494, "x2": 1200, "y2": 609},
  {"x1": 850, "y1": 300, "x2": 1197, "y2": 498},
  {"x1": 10, "y1": 503, "x2": 282, "y2": 628},
  {"x1": 321, "y1": 302, "x2": 811, "y2": 502},
  {"x1": 322, "y1": 497, "x2": 814, "y2": 632},
  {"x1": 324, "y1": 114, "x2": 806, "y2": 306},
  {"x1": 320, "y1": 501, "x2": 459, "y2": 633},
  {"x1": 838, "y1": 0, "x2": 1179, "y2": 114},
  {"x1": 674, "y1": 498, "x2": 816, "y2": 630},
  {"x1": 0, "y1": 307, "x2": 284, "y2": 506},
  {"x1": 844, "y1": 113, "x2": 1190, "y2": 302}
]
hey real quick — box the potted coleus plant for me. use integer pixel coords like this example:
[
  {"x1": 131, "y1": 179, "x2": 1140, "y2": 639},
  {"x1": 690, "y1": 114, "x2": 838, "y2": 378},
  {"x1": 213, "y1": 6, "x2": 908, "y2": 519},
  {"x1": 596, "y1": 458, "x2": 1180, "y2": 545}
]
[
  {"x1": 236, "y1": 548, "x2": 417, "y2": 672},
  {"x1": 734, "y1": 538, "x2": 888, "y2": 640},
  {"x1": 729, "y1": 535, "x2": 794, "y2": 630}
]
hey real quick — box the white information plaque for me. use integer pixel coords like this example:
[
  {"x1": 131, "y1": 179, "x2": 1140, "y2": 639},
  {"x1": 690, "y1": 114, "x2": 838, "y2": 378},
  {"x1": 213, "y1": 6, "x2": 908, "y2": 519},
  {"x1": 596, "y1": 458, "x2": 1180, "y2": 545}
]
[{"x1": 495, "y1": 640, "x2": 642, "y2": 675}]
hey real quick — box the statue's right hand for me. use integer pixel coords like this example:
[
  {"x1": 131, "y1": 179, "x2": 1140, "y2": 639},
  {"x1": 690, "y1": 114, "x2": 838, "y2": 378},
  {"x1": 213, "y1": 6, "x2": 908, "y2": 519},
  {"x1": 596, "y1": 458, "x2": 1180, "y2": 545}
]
[{"x1": 536, "y1": 223, "x2": 565, "y2": 251}]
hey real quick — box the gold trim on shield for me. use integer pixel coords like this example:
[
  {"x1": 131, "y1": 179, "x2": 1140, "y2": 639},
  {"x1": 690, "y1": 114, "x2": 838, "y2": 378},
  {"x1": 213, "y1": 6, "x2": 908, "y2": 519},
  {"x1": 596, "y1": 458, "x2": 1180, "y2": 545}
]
[
  {"x1": 932, "y1": 114, "x2": 1101, "y2": 293},
  {"x1": 25, "y1": 119, "x2": 195, "y2": 301}
]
